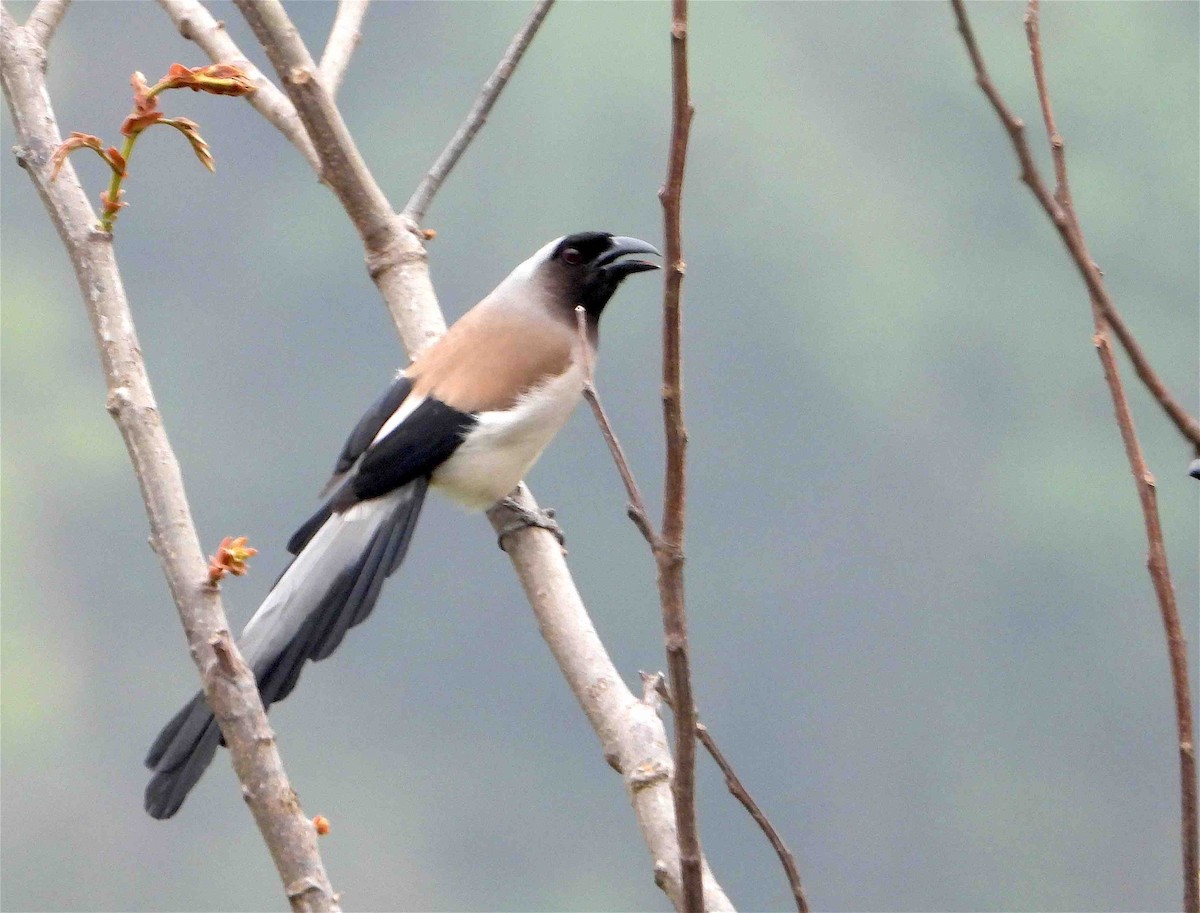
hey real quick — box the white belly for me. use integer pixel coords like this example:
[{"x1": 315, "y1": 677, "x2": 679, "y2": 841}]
[{"x1": 431, "y1": 364, "x2": 585, "y2": 509}]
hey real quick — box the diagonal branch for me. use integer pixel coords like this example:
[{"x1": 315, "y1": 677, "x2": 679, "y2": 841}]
[
  {"x1": 220, "y1": 1, "x2": 734, "y2": 908},
  {"x1": 574, "y1": 305, "x2": 659, "y2": 548},
  {"x1": 25, "y1": 0, "x2": 68, "y2": 47},
  {"x1": 233, "y1": 0, "x2": 444, "y2": 357},
  {"x1": 0, "y1": 9, "x2": 338, "y2": 912},
  {"x1": 652, "y1": 675, "x2": 810, "y2": 913},
  {"x1": 951, "y1": 4, "x2": 1197, "y2": 912},
  {"x1": 403, "y1": 0, "x2": 554, "y2": 223},
  {"x1": 317, "y1": 0, "x2": 368, "y2": 98},
  {"x1": 157, "y1": 0, "x2": 320, "y2": 173},
  {"x1": 950, "y1": 0, "x2": 1200, "y2": 452}
]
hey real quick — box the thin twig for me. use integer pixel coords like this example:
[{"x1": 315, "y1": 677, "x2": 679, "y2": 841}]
[
  {"x1": 0, "y1": 9, "x2": 338, "y2": 911},
  {"x1": 659, "y1": 1, "x2": 701, "y2": 910},
  {"x1": 24, "y1": 0, "x2": 68, "y2": 47},
  {"x1": 579, "y1": 294, "x2": 810, "y2": 910},
  {"x1": 317, "y1": 0, "x2": 368, "y2": 98},
  {"x1": 217, "y1": 3, "x2": 735, "y2": 907},
  {"x1": 952, "y1": 4, "x2": 1197, "y2": 911},
  {"x1": 157, "y1": 0, "x2": 320, "y2": 174},
  {"x1": 696, "y1": 725, "x2": 807, "y2": 912},
  {"x1": 1024, "y1": 6, "x2": 1198, "y2": 908},
  {"x1": 574, "y1": 305, "x2": 659, "y2": 546},
  {"x1": 403, "y1": 0, "x2": 554, "y2": 223},
  {"x1": 950, "y1": 0, "x2": 1200, "y2": 451},
  {"x1": 653, "y1": 676, "x2": 810, "y2": 913}
]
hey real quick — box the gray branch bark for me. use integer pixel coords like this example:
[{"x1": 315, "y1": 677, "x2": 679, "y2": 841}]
[
  {"x1": 317, "y1": 0, "x2": 368, "y2": 98},
  {"x1": 0, "y1": 8, "x2": 338, "y2": 912}
]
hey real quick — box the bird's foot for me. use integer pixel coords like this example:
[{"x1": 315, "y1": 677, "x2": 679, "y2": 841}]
[{"x1": 495, "y1": 497, "x2": 565, "y2": 551}]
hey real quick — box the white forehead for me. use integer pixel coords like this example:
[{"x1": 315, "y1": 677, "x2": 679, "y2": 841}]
[{"x1": 499, "y1": 236, "x2": 564, "y2": 288}]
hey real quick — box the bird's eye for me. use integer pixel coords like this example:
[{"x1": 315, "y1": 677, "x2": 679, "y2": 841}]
[{"x1": 561, "y1": 247, "x2": 581, "y2": 265}]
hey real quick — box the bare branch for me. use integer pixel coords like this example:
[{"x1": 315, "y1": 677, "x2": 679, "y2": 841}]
[
  {"x1": 403, "y1": 0, "x2": 554, "y2": 223},
  {"x1": 157, "y1": 0, "x2": 320, "y2": 173},
  {"x1": 233, "y1": 0, "x2": 444, "y2": 355},
  {"x1": 574, "y1": 306, "x2": 659, "y2": 547},
  {"x1": 224, "y1": 2, "x2": 733, "y2": 907},
  {"x1": 658, "y1": 1, "x2": 702, "y2": 909},
  {"x1": 950, "y1": 0, "x2": 1200, "y2": 451},
  {"x1": 653, "y1": 677, "x2": 810, "y2": 913},
  {"x1": 952, "y1": 4, "x2": 1197, "y2": 911},
  {"x1": 25, "y1": 0, "x2": 68, "y2": 47},
  {"x1": 0, "y1": 13, "x2": 338, "y2": 912},
  {"x1": 487, "y1": 488, "x2": 734, "y2": 912},
  {"x1": 317, "y1": 0, "x2": 368, "y2": 98}
]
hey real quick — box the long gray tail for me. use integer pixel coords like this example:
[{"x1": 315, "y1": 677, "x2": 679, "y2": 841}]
[{"x1": 144, "y1": 479, "x2": 428, "y2": 819}]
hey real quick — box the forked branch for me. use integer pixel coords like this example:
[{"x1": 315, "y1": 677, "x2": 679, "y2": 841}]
[
  {"x1": 950, "y1": 0, "x2": 1200, "y2": 452},
  {"x1": 0, "y1": 7, "x2": 337, "y2": 911},
  {"x1": 950, "y1": 4, "x2": 1197, "y2": 911},
  {"x1": 649, "y1": 674, "x2": 810, "y2": 913}
]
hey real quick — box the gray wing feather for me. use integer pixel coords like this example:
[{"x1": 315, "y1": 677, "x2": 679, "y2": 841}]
[{"x1": 144, "y1": 480, "x2": 427, "y2": 819}]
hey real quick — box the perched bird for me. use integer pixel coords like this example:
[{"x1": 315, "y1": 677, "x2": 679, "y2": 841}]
[{"x1": 144, "y1": 232, "x2": 660, "y2": 819}]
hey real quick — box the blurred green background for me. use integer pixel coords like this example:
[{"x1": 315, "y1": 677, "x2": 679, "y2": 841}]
[{"x1": 2, "y1": 2, "x2": 1196, "y2": 911}]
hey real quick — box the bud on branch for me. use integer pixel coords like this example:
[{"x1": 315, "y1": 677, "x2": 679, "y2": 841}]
[{"x1": 207, "y1": 536, "x2": 258, "y2": 585}]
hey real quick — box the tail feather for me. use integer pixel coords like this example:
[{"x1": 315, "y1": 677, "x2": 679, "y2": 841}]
[
  {"x1": 144, "y1": 692, "x2": 223, "y2": 819},
  {"x1": 144, "y1": 479, "x2": 428, "y2": 819}
]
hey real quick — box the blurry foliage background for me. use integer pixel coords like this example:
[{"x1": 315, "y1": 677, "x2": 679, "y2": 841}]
[{"x1": 2, "y1": 2, "x2": 1197, "y2": 911}]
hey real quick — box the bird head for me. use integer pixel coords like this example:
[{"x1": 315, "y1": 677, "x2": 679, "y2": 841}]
[{"x1": 508, "y1": 231, "x2": 661, "y2": 321}]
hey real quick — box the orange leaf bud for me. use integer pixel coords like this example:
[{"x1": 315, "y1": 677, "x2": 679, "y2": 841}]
[{"x1": 49, "y1": 132, "x2": 103, "y2": 180}]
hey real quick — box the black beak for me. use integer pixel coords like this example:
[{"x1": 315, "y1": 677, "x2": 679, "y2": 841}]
[{"x1": 596, "y1": 236, "x2": 661, "y2": 277}]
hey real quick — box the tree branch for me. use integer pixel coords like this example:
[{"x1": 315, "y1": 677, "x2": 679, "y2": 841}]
[
  {"x1": 0, "y1": 10, "x2": 338, "y2": 912},
  {"x1": 157, "y1": 0, "x2": 320, "y2": 174},
  {"x1": 402, "y1": 0, "x2": 554, "y2": 223},
  {"x1": 233, "y1": 0, "x2": 444, "y2": 356},
  {"x1": 658, "y1": 1, "x2": 702, "y2": 909},
  {"x1": 578, "y1": 293, "x2": 812, "y2": 909},
  {"x1": 950, "y1": 0, "x2": 1200, "y2": 452},
  {"x1": 574, "y1": 306, "x2": 659, "y2": 548},
  {"x1": 25, "y1": 0, "x2": 68, "y2": 47},
  {"x1": 652, "y1": 675, "x2": 810, "y2": 913},
  {"x1": 951, "y1": 4, "x2": 1197, "y2": 911},
  {"x1": 219, "y1": 2, "x2": 734, "y2": 907},
  {"x1": 317, "y1": 0, "x2": 367, "y2": 98}
]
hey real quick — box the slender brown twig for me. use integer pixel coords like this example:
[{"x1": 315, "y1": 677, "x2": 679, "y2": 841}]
[
  {"x1": 574, "y1": 305, "x2": 659, "y2": 547},
  {"x1": 952, "y1": 4, "x2": 1197, "y2": 911},
  {"x1": 659, "y1": 1, "x2": 702, "y2": 909},
  {"x1": 0, "y1": 8, "x2": 338, "y2": 911},
  {"x1": 403, "y1": 0, "x2": 554, "y2": 223},
  {"x1": 951, "y1": 0, "x2": 1199, "y2": 452},
  {"x1": 652, "y1": 676, "x2": 810, "y2": 913},
  {"x1": 579, "y1": 294, "x2": 811, "y2": 910},
  {"x1": 317, "y1": 0, "x2": 368, "y2": 98}
]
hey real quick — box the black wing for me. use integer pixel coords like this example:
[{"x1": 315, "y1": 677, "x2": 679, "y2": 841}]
[
  {"x1": 290, "y1": 395, "x2": 475, "y2": 554},
  {"x1": 347, "y1": 397, "x2": 476, "y2": 502},
  {"x1": 322, "y1": 373, "x2": 414, "y2": 491}
]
